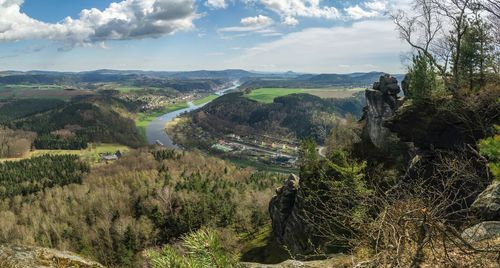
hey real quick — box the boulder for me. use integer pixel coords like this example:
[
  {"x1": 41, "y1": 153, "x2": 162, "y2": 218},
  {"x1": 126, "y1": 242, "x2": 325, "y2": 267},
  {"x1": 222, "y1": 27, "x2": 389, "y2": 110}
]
[
  {"x1": 461, "y1": 221, "x2": 500, "y2": 243},
  {"x1": 0, "y1": 244, "x2": 104, "y2": 268},
  {"x1": 269, "y1": 174, "x2": 310, "y2": 254},
  {"x1": 471, "y1": 181, "x2": 500, "y2": 221},
  {"x1": 364, "y1": 74, "x2": 402, "y2": 149},
  {"x1": 374, "y1": 74, "x2": 401, "y2": 96}
]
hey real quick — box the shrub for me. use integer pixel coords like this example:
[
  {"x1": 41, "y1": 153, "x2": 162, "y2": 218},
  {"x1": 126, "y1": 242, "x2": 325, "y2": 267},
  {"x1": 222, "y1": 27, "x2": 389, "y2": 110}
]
[
  {"x1": 479, "y1": 125, "x2": 500, "y2": 180},
  {"x1": 145, "y1": 228, "x2": 239, "y2": 268}
]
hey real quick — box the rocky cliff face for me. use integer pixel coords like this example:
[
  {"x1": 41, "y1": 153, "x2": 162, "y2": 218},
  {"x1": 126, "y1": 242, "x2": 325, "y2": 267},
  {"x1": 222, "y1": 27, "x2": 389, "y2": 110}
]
[
  {"x1": 0, "y1": 244, "x2": 103, "y2": 268},
  {"x1": 268, "y1": 174, "x2": 310, "y2": 254},
  {"x1": 269, "y1": 75, "x2": 405, "y2": 255},
  {"x1": 364, "y1": 74, "x2": 402, "y2": 150}
]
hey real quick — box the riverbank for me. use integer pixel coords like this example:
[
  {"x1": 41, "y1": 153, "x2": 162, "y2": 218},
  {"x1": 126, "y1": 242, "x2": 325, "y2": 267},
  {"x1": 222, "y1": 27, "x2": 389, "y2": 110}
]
[
  {"x1": 135, "y1": 102, "x2": 189, "y2": 139},
  {"x1": 144, "y1": 81, "x2": 240, "y2": 147}
]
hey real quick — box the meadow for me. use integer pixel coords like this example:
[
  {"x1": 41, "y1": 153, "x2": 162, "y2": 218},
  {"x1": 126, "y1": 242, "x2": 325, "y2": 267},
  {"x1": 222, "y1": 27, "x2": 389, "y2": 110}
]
[
  {"x1": 244, "y1": 87, "x2": 365, "y2": 103},
  {"x1": 193, "y1": 94, "x2": 219, "y2": 106},
  {"x1": 0, "y1": 143, "x2": 129, "y2": 164}
]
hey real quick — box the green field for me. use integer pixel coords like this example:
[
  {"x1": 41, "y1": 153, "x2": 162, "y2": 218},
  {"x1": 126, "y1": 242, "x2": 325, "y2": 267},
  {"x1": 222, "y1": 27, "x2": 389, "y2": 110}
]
[
  {"x1": 135, "y1": 102, "x2": 189, "y2": 138},
  {"x1": 244, "y1": 88, "x2": 305, "y2": 103},
  {"x1": 193, "y1": 94, "x2": 219, "y2": 106},
  {"x1": 115, "y1": 86, "x2": 164, "y2": 92},
  {"x1": 244, "y1": 87, "x2": 365, "y2": 103},
  {"x1": 0, "y1": 143, "x2": 130, "y2": 164}
]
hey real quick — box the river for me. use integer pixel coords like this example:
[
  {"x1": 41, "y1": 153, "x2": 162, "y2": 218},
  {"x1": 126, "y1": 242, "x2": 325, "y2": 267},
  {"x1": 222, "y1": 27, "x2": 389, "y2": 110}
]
[{"x1": 145, "y1": 81, "x2": 240, "y2": 149}]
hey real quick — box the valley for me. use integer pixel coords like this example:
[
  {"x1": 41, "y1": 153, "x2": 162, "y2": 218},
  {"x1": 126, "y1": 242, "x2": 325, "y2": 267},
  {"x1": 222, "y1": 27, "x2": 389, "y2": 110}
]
[
  {"x1": 0, "y1": 68, "x2": 498, "y2": 268},
  {"x1": 0, "y1": 0, "x2": 499, "y2": 264}
]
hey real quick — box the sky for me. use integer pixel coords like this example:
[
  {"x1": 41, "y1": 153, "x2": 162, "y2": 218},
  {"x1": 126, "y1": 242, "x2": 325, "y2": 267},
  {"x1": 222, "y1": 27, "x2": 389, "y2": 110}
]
[{"x1": 0, "y1": 0, "x2": 411, "y2": 73}]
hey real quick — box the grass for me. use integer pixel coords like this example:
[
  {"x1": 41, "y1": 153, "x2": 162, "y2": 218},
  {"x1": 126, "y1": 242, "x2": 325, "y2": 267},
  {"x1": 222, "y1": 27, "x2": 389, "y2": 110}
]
[
  {"x1": 244, "y1": 87, "x2": 365, "y2": 103},
  {"x1": 239, "y1": 224, "x2": 290, "y2": 264},
  {"x1": 135, "y1": 102, "x2": 189, "y2": 139},
  {"x1": 193, "y1": 94, "x2": 219, "y2": 106},
  {"x1": 244, "y1": 88, "x2": 306, "y2": 103},
  {"x1": 307, "y1": 87, "x2": 365, "y2": 99},
  {"x1": 0, "y1": 143, "x2": 130, "y2": 164}
]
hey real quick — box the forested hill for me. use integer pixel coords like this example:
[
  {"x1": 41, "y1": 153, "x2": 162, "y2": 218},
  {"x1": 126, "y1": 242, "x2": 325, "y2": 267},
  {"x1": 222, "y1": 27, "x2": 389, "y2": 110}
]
[
  {"x1": 189, "y1": 92, "x2": 364, "y2": 143},
  {"x1": 8, "y1": 96, "x2": 144, "y2": 148}
]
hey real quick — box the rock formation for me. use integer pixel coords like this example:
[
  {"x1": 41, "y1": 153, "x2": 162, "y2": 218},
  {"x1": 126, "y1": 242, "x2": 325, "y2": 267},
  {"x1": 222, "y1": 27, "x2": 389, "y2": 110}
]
[
  {"x1": 364, "y1": 74, "x2": 402, "y2": 149},
  {"x1": 462, "y1": 181, "x2": 500, "y2": 243},
  {"x1": 461, "y1": 221, "x2": 500, "y2": 243},
  {"x1": 240, "y1": 254, "x2": 352, "y2": 268},
  {"x1": 401, "y1": 74, "x2": 410, "y2": 96},
  {"x1": 0, "y1": 244, "x2": 104, "y2": 268},
  {"x1": 268, "y1": 174, "x2": 309, "y2": 254},
  {"x1": 471, "y1": 181, "x2": 500, "y2": 221}
]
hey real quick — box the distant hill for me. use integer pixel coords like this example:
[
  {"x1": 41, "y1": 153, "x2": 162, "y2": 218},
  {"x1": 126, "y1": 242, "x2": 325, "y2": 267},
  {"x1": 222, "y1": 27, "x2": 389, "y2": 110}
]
[
  {"x1": 241, "y1": 72, "x2": 405, "y2": 89},
  {"x1": 0, "y1": 69, "x2": 404, "y2": 85},
  {"x1": 168, "y1": 69, "x2": 258, "y2": 79}
]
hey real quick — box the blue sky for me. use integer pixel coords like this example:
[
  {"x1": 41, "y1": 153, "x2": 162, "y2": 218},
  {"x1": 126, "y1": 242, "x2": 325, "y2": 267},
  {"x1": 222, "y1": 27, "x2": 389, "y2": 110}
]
[{"x1": 0, "y1": 0, "x2": 410, "y2": 73}]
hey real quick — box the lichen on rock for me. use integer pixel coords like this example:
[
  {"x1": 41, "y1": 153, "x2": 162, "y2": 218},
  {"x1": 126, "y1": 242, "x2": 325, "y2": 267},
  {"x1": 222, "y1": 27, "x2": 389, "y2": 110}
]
[
  {"x1": 471, "y1": 181, "x2": 500, "y2": 221},
  {"x1": 0, "y1": 244, "x2": 104, "y2": 268}
]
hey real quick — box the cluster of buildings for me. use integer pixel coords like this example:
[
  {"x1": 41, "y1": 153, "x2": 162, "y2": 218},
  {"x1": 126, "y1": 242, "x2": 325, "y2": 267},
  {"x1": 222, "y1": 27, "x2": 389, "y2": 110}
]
[
  {"x1": 99, "y1": 151, "x2": 123, "y2": 162},
  {"x1": 119, "y1": 93, "x2": 198, "y2": 112},
  {"x1": 211, "y1": 134, "x2": 300, "y2": 167}
]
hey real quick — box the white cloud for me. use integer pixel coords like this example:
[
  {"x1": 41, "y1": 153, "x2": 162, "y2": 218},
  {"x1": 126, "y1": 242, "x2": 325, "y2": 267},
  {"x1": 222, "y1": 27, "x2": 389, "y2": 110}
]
[
  {"x1": 259, "y1": 0, "x2": 340, "y2": 20},
  {"x1": 364, "y1": 0, "x2": 388, "y2": 11},
  {"x1": 241, "y1": 15, "x2": 274, "y2": 27},
  {"x1": 0, "y1": 0, "x2": 197, "y2": 48},
  {"x1": 345, "y1": 5, "x2": 379, "y2": 20},
  {"x1": 282, "y1": 16, "x2": 299, "y2": 26},
  {"x1": 344, "y1": 0, "x2": 407, "y2": 20},
  {"x1": 205, "y1": 0, "x2": 227, "y2": 9},
  {"x1": 226, "y1": 19, "x2": 408, "y2": 73},
  {"x1": 218, "y1": 15, "x2": 280, "y2": 38}
]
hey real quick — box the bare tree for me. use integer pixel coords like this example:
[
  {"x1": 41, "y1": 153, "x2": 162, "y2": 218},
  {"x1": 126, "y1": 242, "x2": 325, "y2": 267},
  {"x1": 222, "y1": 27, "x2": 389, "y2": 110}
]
[
  {"x1": 393, "y1": 0, "x2": 489, "y2": 92},
  {"x1": 433, "y1": 0, "x2": 472, "y2": 91},
  {"x1": 476, "y1": 0, "x2": 500, "y2": 19},
  {"x1": 392, "y1": 0, "x2": 450, "y2": 86}
]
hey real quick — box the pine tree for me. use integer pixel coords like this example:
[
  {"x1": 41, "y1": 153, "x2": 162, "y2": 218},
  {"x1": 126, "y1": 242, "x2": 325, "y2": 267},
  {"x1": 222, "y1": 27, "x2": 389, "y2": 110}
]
[{"x1": 407, "y1": 52, "x2": 437, "y2": 101}]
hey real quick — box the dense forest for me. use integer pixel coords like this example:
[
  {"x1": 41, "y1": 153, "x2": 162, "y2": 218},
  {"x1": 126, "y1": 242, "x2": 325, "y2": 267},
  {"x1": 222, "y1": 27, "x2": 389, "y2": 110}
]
[
  {"x1": 10, "y1": 96, "x2": 144, "y2": 149},
  {"x1": 0, "y1": 99, "x2": 66, "y2": 123},
  {"x1": 176, "y1": 92, "x2": 364, "y2": 147},
  {"x1": 0, "y1": 150, "x2": 284, "y2": 267},
  {"x1": 0, "y1": 155, "x2": 89, "y2": 198}
]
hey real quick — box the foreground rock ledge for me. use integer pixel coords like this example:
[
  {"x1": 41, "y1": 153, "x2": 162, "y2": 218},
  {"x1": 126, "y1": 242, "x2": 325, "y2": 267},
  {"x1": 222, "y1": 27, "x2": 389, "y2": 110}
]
[
  {"x1": 0, "y1": 244, "x2": 104, "y2": 268},
  {"x1": 241, "y1": 254, "x2": 352, "y2": 268}
]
